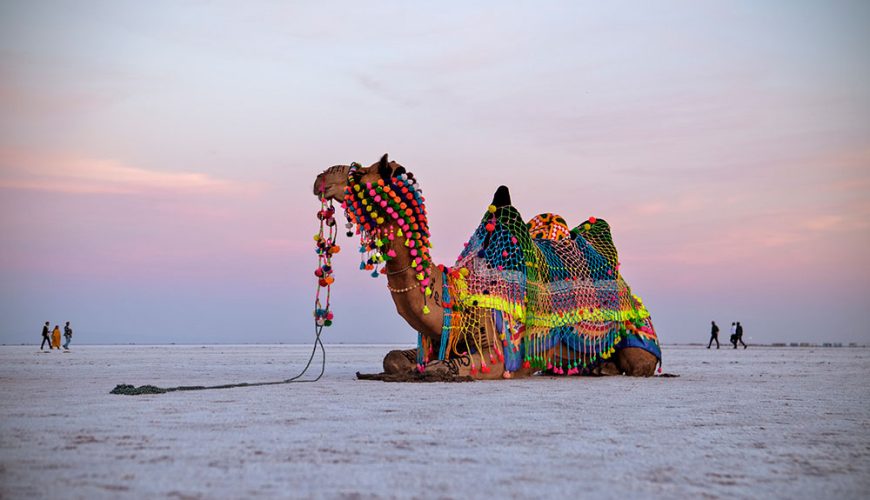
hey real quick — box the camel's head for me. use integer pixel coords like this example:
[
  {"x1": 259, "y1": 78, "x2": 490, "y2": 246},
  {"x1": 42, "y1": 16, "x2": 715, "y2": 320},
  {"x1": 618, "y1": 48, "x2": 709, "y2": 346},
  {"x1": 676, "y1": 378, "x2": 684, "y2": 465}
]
[{"x1": 313, "y1": 153, "x2": 408, "y2": 202}]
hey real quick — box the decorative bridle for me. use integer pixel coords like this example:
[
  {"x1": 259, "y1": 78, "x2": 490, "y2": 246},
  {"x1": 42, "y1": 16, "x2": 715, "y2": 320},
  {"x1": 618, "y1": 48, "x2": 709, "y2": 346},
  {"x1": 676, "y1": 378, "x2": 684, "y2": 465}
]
[
  {"x1": 340, "y1": 163, "x2": 435, "y2": 313},
  {"x1": 313, "y1": 161, "x2": 436, "y2": 330}
]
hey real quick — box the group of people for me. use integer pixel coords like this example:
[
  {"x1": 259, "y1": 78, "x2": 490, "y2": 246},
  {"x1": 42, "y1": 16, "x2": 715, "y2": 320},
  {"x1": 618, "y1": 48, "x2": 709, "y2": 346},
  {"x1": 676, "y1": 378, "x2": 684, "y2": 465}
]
[
  {"x1": 40, "y1": 321, "x2": 73, "y2": 351},
  {"x1": 708, "y1": 321, "x2": 747, "y2": 349}
]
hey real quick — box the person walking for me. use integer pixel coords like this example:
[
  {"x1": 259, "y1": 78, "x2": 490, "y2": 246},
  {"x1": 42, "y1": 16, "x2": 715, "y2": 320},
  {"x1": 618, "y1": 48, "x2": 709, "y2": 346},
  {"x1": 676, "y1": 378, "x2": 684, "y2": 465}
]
[
  {"x1": 62, "y1": 321, "x2": 73, "y2": 350},
  {"x1": 735, "y1": 321, "x2": 747, "y2": 349},
  {"x1": 51, "y1": 325, "x2": 62, "y2": 350},
  {"x1": 707, "y1": 321, "x2": 720, "y2": 349},
  {"x1": 729, "y1": 322, "x2": 738, "y2": 348},
  {"x1": 40, "y1": 321, "x2": 51, "y2": 351}
]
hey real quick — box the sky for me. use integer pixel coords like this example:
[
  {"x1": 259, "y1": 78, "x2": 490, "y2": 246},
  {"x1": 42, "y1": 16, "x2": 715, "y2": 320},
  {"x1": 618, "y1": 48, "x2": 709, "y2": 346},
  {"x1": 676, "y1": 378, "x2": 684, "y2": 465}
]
[{"x1": 1, "y1": 1, "x2": 868, "y2": 345}]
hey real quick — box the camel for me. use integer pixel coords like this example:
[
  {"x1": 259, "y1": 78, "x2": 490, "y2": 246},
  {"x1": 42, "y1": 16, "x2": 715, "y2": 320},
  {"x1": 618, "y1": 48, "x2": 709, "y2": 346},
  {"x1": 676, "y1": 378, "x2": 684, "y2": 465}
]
[{"x1": 313, "y1": 155, "x2": 660, "y2": 379}]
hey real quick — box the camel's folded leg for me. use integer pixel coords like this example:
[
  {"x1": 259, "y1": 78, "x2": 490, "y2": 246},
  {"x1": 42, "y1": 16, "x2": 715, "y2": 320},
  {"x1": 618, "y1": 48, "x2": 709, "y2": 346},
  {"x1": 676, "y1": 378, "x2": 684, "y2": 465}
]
[
  {"x1": 383, "y1": 349, "x2": 418, "y2": 374},
  {"x1": 590, "y1": 361, "x2": 622, "y2": 376},
  {"x1": 424, "y1": 349, "x2": 549, "y2": 380},
  {"x1": 549, "y1": 349, "x2": 621, "y2": 376},
  {"x1": 615, "y1": 347, "x2": 657, "y2": 377}
]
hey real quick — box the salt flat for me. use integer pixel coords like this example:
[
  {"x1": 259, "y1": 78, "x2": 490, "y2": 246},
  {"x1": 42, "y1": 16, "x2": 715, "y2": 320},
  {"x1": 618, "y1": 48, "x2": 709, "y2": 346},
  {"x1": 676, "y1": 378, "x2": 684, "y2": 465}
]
[{"x1": 0, "y1": 344, "x2": 868, "y2": 499}]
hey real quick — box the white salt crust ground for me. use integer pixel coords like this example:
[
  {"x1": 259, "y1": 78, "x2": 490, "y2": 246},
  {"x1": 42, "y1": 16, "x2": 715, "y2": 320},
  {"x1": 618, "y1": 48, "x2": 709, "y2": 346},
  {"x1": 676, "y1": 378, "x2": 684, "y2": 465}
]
[{"x1": 0, "y1": 344, "x2": 868, "y2": 499}]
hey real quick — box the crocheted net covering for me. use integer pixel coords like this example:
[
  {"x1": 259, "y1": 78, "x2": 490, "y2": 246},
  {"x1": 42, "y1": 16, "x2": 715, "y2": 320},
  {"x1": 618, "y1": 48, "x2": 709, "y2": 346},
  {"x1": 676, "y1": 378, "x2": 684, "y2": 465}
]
[{"x1": 437, "y1": 205, "x2": 660, "y2": 374}]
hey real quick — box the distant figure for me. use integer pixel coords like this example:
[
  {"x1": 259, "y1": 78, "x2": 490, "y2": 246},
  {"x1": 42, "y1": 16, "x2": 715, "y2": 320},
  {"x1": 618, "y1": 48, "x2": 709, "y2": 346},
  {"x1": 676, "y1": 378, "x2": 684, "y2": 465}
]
[
  {"x1": 707, "y1": 321, "x2": 720, "y2": 349},
  {"x1": 63, "y1": 322, "x2": 73, "y2": 350},
  {"x1": 51, "y1": 325, "x2": 62, "y2": 349},
  {"x1": 40, "y1": 321, "x2": 51, "y2": 351},
  {"x1": 735, "y1": 321, "x2": 747, "y2": 349},
  {"x1": 729, "y1": 322, "x2": 737, "y2": 348}
]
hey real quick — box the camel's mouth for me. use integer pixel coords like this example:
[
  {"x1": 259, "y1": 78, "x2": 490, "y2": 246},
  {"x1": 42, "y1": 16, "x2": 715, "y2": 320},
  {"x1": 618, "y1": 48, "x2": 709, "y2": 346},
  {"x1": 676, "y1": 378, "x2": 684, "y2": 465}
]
[{"x1": 313, "y1": 165, "x2": 352, "y2": 201}]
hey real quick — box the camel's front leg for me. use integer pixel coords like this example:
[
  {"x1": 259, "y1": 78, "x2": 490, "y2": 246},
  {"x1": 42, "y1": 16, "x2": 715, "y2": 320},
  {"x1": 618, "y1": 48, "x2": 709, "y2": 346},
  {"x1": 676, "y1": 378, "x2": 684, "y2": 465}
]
[
  {"x1": 424, "y1": 348, "x2": 552, "y2": 380},
  {"x1": 383, "y1": 349, "x2": 418, "y2": 374}
]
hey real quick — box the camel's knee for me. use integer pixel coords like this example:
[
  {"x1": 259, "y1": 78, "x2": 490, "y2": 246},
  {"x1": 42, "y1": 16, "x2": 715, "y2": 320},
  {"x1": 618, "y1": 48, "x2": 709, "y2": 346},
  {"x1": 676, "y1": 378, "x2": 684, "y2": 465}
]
[
  {"x1": 383, "y1": 349, "x2": 416, "y2": 374},
  {"x1": 597, "y1": 361, "x2": 622, "y2": 376},
  {"x1": 616, "y1": 347, "x2": 657, "y2": 377}
]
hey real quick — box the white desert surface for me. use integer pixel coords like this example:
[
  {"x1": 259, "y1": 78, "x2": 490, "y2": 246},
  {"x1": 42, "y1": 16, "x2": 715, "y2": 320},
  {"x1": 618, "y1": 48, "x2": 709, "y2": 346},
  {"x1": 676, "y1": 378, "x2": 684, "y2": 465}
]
[{"x1": 1, "y1": 344, "x2": 868, "y2": 499}]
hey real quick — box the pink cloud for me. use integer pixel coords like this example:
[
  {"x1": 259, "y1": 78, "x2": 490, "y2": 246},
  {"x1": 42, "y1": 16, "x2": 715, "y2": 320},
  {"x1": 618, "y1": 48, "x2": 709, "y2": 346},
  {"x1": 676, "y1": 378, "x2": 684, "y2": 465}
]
[{"x1": 0, "y1": 148, "x2": 259, "y2": 196}]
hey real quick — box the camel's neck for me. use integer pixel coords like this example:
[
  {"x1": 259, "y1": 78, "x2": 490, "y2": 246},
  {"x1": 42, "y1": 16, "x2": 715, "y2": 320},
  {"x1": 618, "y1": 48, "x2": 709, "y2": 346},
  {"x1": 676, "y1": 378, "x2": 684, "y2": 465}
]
[
  {"x1": 343, "y1": 172, "x2": 443, "y2": 336},
  {"x1": 382, "y1": 229, "x2": 443, "y2": 337}
]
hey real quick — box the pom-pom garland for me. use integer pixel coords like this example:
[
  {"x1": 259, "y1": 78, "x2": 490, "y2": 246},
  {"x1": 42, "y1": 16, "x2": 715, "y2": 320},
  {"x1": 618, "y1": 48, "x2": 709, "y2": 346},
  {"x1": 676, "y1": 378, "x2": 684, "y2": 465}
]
[{"x1": 341, "y1": 163, "x2": 434, "y2": 315}]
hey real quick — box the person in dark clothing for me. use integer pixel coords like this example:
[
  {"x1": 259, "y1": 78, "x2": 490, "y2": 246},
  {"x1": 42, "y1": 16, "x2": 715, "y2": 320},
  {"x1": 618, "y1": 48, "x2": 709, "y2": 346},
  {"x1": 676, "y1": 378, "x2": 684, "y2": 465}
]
[
  {"x1": 707, "y1": 321, "x2": 720, "y2": 349},
  {"x1": 735, "y1": 321, "x2": 747, "y2": 349},
  {"x1": 729, "y1": 322, "x2": 737, "y2": 348},
  {"x1": 62, "y1": 321, "x2": 73, "y2": 350},
  {"x1": 40, "y1": 321, "x2": 51, "y2": 351}
]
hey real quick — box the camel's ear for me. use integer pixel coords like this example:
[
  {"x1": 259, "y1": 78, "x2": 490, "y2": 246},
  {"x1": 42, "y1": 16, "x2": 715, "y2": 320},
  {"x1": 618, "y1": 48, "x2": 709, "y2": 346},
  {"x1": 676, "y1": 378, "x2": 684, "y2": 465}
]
[
  {"x1": 491, "y1": 185, "x2": 511, "y2": 208},
  {"x1": 378, "y1": 153, "x2": 391, "y2": 180}
]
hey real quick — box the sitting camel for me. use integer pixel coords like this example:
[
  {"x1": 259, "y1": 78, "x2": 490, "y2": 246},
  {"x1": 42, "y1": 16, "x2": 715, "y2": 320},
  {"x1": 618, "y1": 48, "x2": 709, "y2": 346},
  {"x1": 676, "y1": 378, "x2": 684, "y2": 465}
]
[{"x1": 314, "y1": 155, "x2": 661, "y2": 379}]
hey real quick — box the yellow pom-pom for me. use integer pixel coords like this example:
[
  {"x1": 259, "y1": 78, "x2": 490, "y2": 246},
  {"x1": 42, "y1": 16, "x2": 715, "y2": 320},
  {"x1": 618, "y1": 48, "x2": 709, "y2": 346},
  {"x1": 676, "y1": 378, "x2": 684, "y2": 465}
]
[
  {"x1": 488, "y1": 205, "x2": 497, "y2": 214},
  {"x1": 376, "y1": 217, "x2": 384, "y2": 224},
  {"x1": 583, "y1": 223, "x2": 591, "y2": 230},
  {"x1": 425, "y1": 287, "x2": 432, "y2": 297},
  {"x1": 314, "y1": 234, "x2": 321, "y2": 241},
  {"x1": 422, "y1": 305, "x2": 430, "y2": 315}
]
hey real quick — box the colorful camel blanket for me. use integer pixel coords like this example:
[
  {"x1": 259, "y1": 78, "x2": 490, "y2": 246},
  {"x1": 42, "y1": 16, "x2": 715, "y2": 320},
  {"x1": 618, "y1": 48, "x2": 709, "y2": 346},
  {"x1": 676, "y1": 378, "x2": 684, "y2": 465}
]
[{"x1": 435, "y1": 205, "x2": 660, "y2": 374}]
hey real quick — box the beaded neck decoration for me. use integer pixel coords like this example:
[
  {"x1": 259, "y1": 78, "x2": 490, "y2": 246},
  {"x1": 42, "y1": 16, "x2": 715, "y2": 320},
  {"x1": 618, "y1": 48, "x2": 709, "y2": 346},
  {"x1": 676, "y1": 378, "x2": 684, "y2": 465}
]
[{"x1": 340, "y1": 162, "x2": 434, "y2": 313}]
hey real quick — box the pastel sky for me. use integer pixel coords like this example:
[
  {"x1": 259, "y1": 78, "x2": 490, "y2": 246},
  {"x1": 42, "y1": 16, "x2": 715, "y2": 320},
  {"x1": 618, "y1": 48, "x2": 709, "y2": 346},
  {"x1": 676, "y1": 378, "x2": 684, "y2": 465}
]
[{"x1": 1, "y1": 1, "x2": 868, "y2": 345}]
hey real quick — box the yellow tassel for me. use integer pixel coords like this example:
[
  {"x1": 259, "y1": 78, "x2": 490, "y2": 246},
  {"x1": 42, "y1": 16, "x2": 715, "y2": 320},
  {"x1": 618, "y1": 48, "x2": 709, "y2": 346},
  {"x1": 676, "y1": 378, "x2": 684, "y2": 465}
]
[{"x1": 422, "y1": 305, "x2": 430, "y2": 314}]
